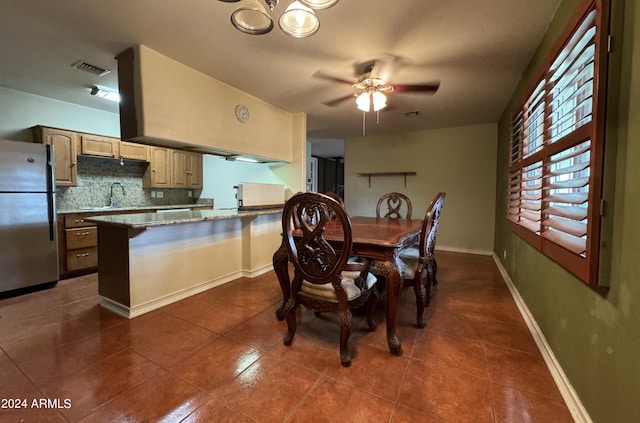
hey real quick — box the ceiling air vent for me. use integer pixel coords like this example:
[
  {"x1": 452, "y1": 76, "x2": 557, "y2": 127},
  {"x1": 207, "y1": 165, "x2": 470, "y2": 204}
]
[{"x1": 70, "y1": 60, "x2": 111, "y2": 76}]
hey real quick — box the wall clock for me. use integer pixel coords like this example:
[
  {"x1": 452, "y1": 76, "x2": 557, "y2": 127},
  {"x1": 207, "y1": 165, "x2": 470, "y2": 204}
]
[{"x1": 235, "y1": 104, "x2": 250, "y2": 123}]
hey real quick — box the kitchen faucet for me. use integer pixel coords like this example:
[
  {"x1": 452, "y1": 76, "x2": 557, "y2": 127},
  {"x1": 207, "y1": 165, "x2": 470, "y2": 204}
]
[{"x1": 110, "y1": 182, "x2": 125, "y2": 207}]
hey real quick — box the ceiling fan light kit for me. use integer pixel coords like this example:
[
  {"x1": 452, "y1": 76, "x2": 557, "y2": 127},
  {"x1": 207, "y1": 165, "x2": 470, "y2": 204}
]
[{"x1": 220, "y1": 0, "x2": 337, "y2": 37}]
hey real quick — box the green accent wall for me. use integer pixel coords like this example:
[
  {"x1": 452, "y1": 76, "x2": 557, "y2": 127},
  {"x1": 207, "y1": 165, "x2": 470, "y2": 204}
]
[
  {"x1": 494, "y1": 0, "x2": 640, "y2": 421},
  {"x1": 345, "y1": 123, "x2": 498, "y2": 253}
]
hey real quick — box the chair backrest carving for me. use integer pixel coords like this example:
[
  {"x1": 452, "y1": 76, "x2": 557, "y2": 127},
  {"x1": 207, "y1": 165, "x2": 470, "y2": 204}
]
[
  {"x1": 418, "y1": 192, "x2": 446, "y2": 259},
  {"x1": 324, "y1": 191, "x2": 345, "y2": 221},
  {"x1": 376, "y1": 192, "x2": 413, "y2": 220},
  {"x1": 282, "y1": 192, "x2": 352, "y2": 287}
]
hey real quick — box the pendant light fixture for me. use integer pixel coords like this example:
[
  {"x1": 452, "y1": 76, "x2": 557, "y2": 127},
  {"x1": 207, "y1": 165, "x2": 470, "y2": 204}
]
[
  {"x1": 219, "y1": 0, "x2": 338, "y2": 38},
  {"x1": 230, "y1": 0, "x2": 274, "y2": 35},
  {"x1": 279, "y1": 1, "x2": 319, "y2": 38},
  {"x1": 299, "y1": 0, "x2": 339, "y2": 9}
]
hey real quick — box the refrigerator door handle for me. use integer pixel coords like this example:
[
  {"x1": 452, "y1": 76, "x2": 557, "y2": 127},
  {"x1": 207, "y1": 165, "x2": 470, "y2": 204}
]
[
  {"x1": 47, "y1": 193, "x2": 55, "y2": 241},
  {"x1": 46, "y1": 144, "x2": 56, "y2": 241}
]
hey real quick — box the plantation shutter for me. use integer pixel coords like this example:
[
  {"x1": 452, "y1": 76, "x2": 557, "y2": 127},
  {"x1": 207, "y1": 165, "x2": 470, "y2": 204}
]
[
  {"x1": 541, "y1": 10, "x2": 596, "y2": 257},
  {"x1": 505, "y1": 0, "x2": 608, "y2": 285}
]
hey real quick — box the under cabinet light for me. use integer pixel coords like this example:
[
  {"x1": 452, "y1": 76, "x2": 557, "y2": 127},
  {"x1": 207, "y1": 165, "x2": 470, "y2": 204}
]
[{"x1": 90, "y1": 86, "x2": 120, "y2": 102}]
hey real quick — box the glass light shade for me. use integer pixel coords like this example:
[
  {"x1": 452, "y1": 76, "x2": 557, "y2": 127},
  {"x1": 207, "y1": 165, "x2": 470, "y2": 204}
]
[
  {"x1": 299, "y1": 0, "x2": 339, "y2": 9},
  {"x1": 356, "y1": 92, "x2": 371, "y2": 112},
  {"x1": 372, "y1": 91, "x2": 387, "y2": 111},
  {"x1": 231, "y1": 0, "x2": 274, "y2": 35},
  {"x1": 279, "y1": 1, "x2": 319, "y2": 38}
]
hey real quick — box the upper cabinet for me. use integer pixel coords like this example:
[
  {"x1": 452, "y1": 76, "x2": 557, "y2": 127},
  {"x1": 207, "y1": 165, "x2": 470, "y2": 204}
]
[
  {"x1": 171, "y1": 150, "x2": 202, "y2": 189},
  {"x1": 81, "y1": 134, "x2": 150, "y2": 163},
  {"x1": 143, "y1": 147, "x2": 171, "y2": 188},
  {"x1": 120, "y1": 141, "x2": 150, "y2": 162},
  {"x1": 80, "y1": 134, "x2": 119, "y2": 158},
  {"x1": 32, "y1": 126, "x2": 78, "y2": 186},
  {"x1": 115, "y1": 45, "x2": 297, "y2": 163}
]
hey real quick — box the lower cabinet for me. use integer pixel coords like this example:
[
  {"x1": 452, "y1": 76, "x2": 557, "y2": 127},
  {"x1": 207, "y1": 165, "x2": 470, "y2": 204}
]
[
  {"x1": 60, "y1": 213, "x2": 98, "y2": 277},
  {"x1": 57, "y1": 206, "x2": 212, "y2": 279}
]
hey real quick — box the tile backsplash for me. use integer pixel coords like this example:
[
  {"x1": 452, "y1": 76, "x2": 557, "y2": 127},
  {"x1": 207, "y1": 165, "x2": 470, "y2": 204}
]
[{"x1": 55, "y1": 156, "x2": 205, "y2": 210}]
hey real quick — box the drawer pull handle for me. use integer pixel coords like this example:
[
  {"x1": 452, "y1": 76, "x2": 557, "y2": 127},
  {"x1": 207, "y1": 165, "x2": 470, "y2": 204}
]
[
  {"x1": 76, "y1": 232, "x2": 90, "y2": 236},
  {"x1": 76, "y1": 253, "x2": 90, "y2": 257},
  {"x1": 74, "y1": 219, "x2": 84, "y2": 223}
]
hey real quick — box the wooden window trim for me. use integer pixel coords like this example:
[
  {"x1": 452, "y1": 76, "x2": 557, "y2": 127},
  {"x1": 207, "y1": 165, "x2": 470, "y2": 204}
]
[{"x1": 507, "y1": 0, "x2": 610, "y2": 287}]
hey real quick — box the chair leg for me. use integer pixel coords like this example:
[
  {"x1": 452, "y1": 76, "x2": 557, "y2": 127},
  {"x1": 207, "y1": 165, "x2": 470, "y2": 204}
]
[
  {"x1": 337, "y1": 309, "x2": 352, "y2": 367},
  {"x1": 283, "y1": 298, "x2": 298, "y2": 346},
  {"x1": 413, "y1": 271, "x2": 427, "y2": 328},
  {"x1": 365, "y1": 289, "x2": 379, "y2": 332},
  {"x1": 432, "y1": 258, "x2": 439, "y2": 285}
]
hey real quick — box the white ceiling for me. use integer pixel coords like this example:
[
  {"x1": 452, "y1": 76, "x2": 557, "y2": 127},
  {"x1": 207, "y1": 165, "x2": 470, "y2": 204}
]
[{"x1": 0, "y1": 0, "x2": 560, "y2": 158}]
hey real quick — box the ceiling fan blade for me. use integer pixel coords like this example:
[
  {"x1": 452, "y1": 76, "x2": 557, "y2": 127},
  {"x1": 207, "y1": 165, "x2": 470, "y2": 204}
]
[
  {"x1": 322, "y1": 93, "x2": 355, "y2": 107},
  {"x1": 392, "y1": 82, "x2": 440, "y2": 94},
  {"x1": 313, "y1": 70, "x2": 356, "y2": 86},
  {"x1": 368, "y1": 55, "x2": 405, "y2": 82}
]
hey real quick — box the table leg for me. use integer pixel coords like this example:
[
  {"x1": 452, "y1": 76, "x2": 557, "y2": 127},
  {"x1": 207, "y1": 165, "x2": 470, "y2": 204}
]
[
  {"x1": 272, "y1": 237, "x2": 290, "y2": 321},
  {"x1": 376, "y1": 257, "x2": 404, "y2": 356}
]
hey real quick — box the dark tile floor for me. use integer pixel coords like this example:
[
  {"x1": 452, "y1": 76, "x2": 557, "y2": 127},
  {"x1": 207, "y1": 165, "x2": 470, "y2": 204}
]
[{"x1": 0, "y1": 251, "x2": 575, "y2": 422}]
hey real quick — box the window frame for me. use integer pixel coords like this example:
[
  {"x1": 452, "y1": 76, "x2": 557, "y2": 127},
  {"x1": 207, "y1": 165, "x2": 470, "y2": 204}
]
[{"x1": 507, "y1": 0, "x2": 610, "y2": 287}]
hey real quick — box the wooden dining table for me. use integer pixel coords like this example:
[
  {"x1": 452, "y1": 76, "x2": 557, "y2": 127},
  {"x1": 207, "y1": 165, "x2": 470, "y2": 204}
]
[{"x1": 272, "y1": 216, "x2": 423, "y2": 356}]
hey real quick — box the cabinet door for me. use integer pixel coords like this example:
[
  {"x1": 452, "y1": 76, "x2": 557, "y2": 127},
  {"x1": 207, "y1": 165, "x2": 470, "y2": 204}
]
[
  {"x1": 171, "y1": 150, "x2": 188, "y2": 188},
  {"x1": 80, "y1": 134, "x2": 119, "y2": 158},
  {"x1": 119, "y1": 141, "x2": 149, "y2": 161},
  {"x1": 144, "y1": 147, "x2": 171, "y2": 188},
  {"x1": 187, "y1": 152, "x2": 203, "y2": 189},
  {"x1": 33, "y1": 127, "x2": 78, "y2": 186}
]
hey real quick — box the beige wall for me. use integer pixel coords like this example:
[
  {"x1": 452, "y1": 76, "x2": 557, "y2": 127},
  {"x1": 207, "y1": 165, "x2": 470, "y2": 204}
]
[
  {"x1": 344, "y1": 123, "x2": 497, "y2": 252},
  {"x1": 494, "y1": 0, "x2": 640, "y2": 421},
  {"x1": 130, "y1": 45, "x2": 297, "y2": 162}
]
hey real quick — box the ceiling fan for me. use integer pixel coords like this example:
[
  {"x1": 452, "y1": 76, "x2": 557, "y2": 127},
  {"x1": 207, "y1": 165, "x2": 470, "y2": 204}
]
[{"x1": 314, "y1": 56, "x2": 440, "y2": 112}]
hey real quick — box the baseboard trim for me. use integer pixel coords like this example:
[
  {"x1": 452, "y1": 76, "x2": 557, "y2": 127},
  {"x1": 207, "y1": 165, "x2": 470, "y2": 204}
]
[
  {"x1": 242, "y1": 263, "x2": 275, "y2": 278},
  {"x1": 99, "y1": 271, "x2": 243, "y2": 319},
  {"x1": 491, "y1": 253, "x2": 592, "y2": 423},
  {"x1": 436, "y1": 245, "x2": 494, "y2": 256}
]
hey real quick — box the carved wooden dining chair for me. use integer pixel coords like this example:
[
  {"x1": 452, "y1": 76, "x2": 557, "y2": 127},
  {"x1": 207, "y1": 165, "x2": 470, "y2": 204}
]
[
  {"x1": 281, "y1": 192, "x2": 379, "y2": 367},
  {"x1": 398, "y1": 192, "x2": 445, "y2": 328},
  {"x1": 324, "y1": 191, "x2": 344, "y2": 221},
  {"x1": 376, "y1": 192, "x2": 413, "y2": 219}
]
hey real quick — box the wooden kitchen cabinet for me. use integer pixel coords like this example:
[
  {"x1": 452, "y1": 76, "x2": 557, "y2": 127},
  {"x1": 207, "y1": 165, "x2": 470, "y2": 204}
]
[
  {"x1": 80, "y1": 134, "x2": 119, "y2": 158},
  {"x1": 60, "y1": 213, "x2": 98, "y2": 276},
  {"x1": 171, "y1": 150, "x2": 202, "y2": 189},
  {"x1": 32, "y1": 126, "x2": 78, "y2": 186},
  {"x1": 119, "y1": 141, "x2": 150, "y2": 161},
  {"x1": 143, "y1": 146, "x2": 172, "y2": 188}
]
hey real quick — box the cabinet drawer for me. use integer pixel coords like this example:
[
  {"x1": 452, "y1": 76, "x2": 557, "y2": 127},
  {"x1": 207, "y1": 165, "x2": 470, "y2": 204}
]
[
  {"x1": 65, "y1": 214, "x2": 93, "y2": 228},
  {"x1": 65, "y1": 227, "x2": 97, "y2": 249},
  {"x1": 66, "y1": 247, "x2": 98, "y2": 271}
]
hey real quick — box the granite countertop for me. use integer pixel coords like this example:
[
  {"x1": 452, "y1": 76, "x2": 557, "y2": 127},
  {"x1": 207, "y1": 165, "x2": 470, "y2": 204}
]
[
  {"x1": 57, "y1": 204, "x2": 212, "y2": 215},
  {"x1": 85, "y1": 208, "x2": 282, "y2": 229}
]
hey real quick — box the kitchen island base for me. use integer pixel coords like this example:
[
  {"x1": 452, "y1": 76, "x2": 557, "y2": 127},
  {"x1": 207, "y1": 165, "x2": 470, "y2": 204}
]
[{"x1": 91, "y1": 209, "x2": 281, "y2": 319}]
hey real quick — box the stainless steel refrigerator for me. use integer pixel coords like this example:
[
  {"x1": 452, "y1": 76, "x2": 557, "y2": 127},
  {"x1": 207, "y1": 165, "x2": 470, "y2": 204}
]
[{"x1": 0, "y1": 139, "x2": 59, "y2": 294}]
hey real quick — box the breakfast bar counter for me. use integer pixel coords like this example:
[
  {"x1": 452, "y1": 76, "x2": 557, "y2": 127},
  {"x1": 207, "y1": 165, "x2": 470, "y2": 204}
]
[{"x1": 87, "y1": 208, "x2": 282, "y2": 319}]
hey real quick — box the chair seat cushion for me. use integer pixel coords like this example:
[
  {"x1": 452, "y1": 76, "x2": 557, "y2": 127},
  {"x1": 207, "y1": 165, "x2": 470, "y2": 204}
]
[
  {"x1": 301, "y1": 272, "x2": 377, "y2": 301},
  {"x1": 399, "y1": 256, "x2": 418, "y2": 279},
  {"x1": 398, "y1": 246, "x2": 419, "y2": 262}
]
